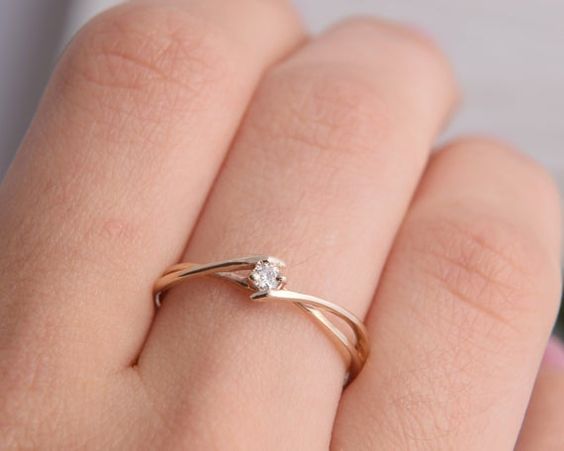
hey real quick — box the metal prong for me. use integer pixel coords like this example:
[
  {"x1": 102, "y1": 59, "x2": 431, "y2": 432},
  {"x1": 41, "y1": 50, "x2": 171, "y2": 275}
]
[{"x1": 277, "y1": 275, "x2": 288, "y2": 289}]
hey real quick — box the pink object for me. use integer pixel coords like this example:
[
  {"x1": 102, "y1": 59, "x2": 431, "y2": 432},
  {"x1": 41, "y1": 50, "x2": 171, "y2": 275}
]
[{"x1": 542, "y1": 337, "x2": 564, "y2": 369}]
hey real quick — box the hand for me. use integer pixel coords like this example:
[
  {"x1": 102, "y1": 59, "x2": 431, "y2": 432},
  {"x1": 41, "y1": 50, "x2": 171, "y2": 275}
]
[{"x1": 0, "y1": 1, "x2": 562, "y2": 449}]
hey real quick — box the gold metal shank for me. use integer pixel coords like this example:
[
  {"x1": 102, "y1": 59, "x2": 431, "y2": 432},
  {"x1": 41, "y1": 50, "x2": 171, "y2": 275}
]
[{"x1": 153, "y1": 256, "x2": 369, "y2": 385}]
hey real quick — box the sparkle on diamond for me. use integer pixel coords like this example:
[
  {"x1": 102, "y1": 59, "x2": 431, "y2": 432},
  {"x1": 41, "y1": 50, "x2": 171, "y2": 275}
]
[{"x1": 250, "y1": 261, "x2": 280, "y2": 291}]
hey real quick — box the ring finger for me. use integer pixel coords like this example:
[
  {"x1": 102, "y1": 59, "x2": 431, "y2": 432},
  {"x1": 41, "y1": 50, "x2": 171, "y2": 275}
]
[{"x1": 138, "y1": 19, "x2": 457, "y2": 449}]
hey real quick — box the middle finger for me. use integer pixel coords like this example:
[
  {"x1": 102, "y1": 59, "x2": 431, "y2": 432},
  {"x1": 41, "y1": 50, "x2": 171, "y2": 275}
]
[{"x1": 140, "y1": 19, "x2": 457, "y2": 448}]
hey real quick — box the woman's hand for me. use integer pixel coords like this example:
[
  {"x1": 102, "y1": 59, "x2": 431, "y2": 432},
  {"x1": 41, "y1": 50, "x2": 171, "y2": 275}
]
[{"x1": 0, "y1": 1, "x2": 561, "y2": 449}]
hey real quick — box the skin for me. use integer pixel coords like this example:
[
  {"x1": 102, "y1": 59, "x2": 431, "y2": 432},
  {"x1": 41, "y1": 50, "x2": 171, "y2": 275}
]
[{"x1": 0, "y1": 0, "x2": 561, "y2": 449}]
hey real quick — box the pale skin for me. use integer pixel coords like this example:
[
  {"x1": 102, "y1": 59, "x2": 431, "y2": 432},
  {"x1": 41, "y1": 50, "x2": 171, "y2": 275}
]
[{"x1": 0, "y1": 0, "x2": 562, "y2": 449}]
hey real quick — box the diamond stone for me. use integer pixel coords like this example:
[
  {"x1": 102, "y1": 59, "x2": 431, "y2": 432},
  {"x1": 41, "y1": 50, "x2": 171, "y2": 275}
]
[{"x1": 249, "y1": 260, "x2": 281, "y2": 291}]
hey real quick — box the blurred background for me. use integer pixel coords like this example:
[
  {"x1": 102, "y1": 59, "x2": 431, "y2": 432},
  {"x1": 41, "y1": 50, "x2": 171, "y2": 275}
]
[{"x1": 0, "y1": 0, "x2": 562, "y2": 333}]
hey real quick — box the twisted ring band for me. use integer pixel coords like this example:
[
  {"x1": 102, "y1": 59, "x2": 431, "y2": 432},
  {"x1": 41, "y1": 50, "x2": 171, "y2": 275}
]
[{"x1": 153, "y1": 256, "x2": 369, "y2": 385}]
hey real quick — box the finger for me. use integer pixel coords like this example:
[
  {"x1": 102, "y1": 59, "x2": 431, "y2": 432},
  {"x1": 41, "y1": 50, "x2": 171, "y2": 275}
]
[
  {"x1": 516, "y1": 337, "x2": 564, "y2": 451},
  {"x1": 0, "y1": 0, "x2": 302, "y2": 376},
  {"x1": 332, "y1": 138, "x2": 562, "y2": 450},
  {"x1": 139, "y1": 19, "x2": 457, "y2": 448}
]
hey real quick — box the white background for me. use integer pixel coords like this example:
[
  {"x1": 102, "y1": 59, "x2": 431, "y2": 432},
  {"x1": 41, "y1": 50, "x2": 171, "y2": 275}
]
[{"x1": 1, "y1": 0, "x2": 563, "y2": 197}]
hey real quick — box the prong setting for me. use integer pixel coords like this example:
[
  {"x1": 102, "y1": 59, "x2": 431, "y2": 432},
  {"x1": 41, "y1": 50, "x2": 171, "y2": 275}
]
[
  {"x1": 276, "y1": 275, "x2": 288, "y2": 289},
  {"x1": 248, "y1": 259, "x2": 284, "y2": 292}
]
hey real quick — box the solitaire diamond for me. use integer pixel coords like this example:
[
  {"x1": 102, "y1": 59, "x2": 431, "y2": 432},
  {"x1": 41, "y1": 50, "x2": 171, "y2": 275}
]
[{"x1": 249, "y1": 260, "x2": 281, "y2": 291}]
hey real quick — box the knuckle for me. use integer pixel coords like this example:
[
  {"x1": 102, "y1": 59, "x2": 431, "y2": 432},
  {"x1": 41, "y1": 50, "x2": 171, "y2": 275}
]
[
  {"x1": 253, "y1": 64, "x2": 394, "y2": 161},
  {"x1": 410, "y1": 213, "x2": 553, "y2": 329},
  {"x1": 58, "y1": 4, "x2": 232, "y2": 117},
  {"x1": 384, "y1": 21, "x2": 447, "y2": 64},
  {"x1": 338, "y1": 17, "x2": 452, "y2": 76},
  {"x1": 447, "y1": 136, "x2": 562, "y2": 201},
  {"x1": 344, "y1": 16, "x2": 441, "y2": 51}
]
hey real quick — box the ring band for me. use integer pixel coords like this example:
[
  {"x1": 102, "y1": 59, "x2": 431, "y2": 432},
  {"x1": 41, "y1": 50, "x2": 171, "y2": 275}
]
[{"x1": 153, "y1": 256, "x2": 369, "y2": 385}]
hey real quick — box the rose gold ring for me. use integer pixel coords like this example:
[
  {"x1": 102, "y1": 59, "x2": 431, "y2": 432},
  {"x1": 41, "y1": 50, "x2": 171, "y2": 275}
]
[{"x1": 153, "y1": 256, "x2": 369, "y2": 385}]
